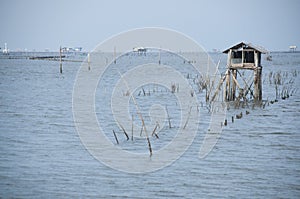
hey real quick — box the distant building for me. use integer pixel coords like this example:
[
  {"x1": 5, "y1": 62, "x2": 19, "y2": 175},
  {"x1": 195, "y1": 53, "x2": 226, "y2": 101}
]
[
  {"x1": 61, "y1": 47, "x2": 83, "y2": 53},
  {"x1": 2, "y1": 43, "x2": 9, "y2": 55},
  {"x1": 289, "y1": 46, "x2": 297, "y2": 52},
  {"x1": 133, "y1": 47, "x2": 147, "y2": 55}
]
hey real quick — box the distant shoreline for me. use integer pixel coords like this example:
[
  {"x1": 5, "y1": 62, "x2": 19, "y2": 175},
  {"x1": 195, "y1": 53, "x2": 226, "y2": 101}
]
[{"x1": 1, "y1": 50, "x2": 299, "y2": 54}]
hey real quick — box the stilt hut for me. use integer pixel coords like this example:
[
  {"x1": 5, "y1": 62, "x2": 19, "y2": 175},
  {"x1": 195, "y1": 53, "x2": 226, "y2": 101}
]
[{"x1": 223, "y1": 42, "x2": 266, "y2": 102}]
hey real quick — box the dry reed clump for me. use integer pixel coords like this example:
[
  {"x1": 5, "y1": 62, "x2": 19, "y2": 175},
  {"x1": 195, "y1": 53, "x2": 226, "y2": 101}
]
[{"x1": 265, "y1": 70, "x2": 298, "y2": 100}]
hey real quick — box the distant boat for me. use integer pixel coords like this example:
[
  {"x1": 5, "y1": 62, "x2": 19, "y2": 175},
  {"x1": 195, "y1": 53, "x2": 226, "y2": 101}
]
[{"x1": 2, "y1": 43, "x2": 9, "y2": 55}]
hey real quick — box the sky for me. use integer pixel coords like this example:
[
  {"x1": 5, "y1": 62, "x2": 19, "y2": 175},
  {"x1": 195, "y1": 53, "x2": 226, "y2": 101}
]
[{"x1": 0, "y1": 0, "x2": 299, "y2": 52}]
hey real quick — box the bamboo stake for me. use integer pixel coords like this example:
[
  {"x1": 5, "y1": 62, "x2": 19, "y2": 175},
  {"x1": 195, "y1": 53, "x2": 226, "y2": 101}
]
[
  {"x1": 116, "y1": 119, "x2": 129, "y2": 140},
  {"x1": 151, "y1": 123, "x2": 159, "y2": 139},
  {"x1": 113, "y1": 130, "x2": 119, "y2": 144},
  {"x1": 158, "y1": 48, "x2": 161, "y2": 65},
  {"x1": 225, "y1": 69, "x2": 231, "y2": 101},
  {"x1": 165, "y1": 105, "x2": 172, "y2": 128},
  {"x1": 232, "y1": 69, "x2": 237, "y2": 100},
  {"x1": 210, "y1": 72, "x2": 227, "y2": 103},
  {"x1": 140, "y1": 126, "x2": 143, "y2": 136},
  {"x1": 147, "y1": 137, "x2": 152, "y2": 155},
  {"x1": 113, "y1": 46, "x2": 116, "y2": 64},
  {"x1": 207, "y1": 60, "x2": 220, "y2": 100},
  {"x1": 231, "y1": 73, "x2": 241, "y2": 89},
  {"x1": 237, "y1": 70, "x2": 255, "y2": 98},
  {"x1": 142, "y1": 87, "x2": 146, "y2": 96},
  {"x1": 183, "y1": 106, "x2": 192, "y2": 129},
  {"x1": 245, "y1": 81, "x2": 254, "y2": 98},
  {"x1": 118, "y1": 72, "x2": 152, "y2": 156},
  {"x1": 59, "y1": 46, "x2": 62, "y2": 73},
  {"x1": 87, "y1": 53, "x2": 91, "y2": 70}
]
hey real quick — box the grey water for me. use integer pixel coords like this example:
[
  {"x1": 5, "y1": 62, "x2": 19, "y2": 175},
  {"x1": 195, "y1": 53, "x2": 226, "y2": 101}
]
[{"x1": 0, "y1": 51, "x2": 299, "y2": 198}]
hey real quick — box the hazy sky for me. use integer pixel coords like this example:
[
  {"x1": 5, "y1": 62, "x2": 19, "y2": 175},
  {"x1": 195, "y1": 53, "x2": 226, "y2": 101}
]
[{"x1": 0, "y1": 0, "x2": 299, "y2": 51}]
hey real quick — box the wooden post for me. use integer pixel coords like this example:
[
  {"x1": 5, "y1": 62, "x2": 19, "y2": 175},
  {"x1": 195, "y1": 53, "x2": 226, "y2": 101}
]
[
  {"x1": 225, "y1": 49, "x2": 232, "y2": 101},
  {"x1": 254, "y1": 67, "x2": 258, "y2": 102},
  {"x1": 254, "y1": 51, "x2": 259, "y2": 67},
  {"x1": 254, "y1": 51, "x2": 262, "y2": 102},
  {"x1": 227, "y1": 49, "x2": 232, "y2": 66},
  {"x1": 165, "y1": 105, "x2": 172, "y2": 128},
  {"x1": 113, "y1": 46, "x2": 116, "y2": 64},
  {"x1": 258, "y1": 52, "x2": 262, "y2": 101},
  {"x1": 158, "y1": 49, "x2": 161, "y2": 65},
  {"x1": 87, "y1": 53, "x2": 91, "y2": 70},
  {"x1": 225, "y1": 69, "x2": 231, "y2": 101},
  {"x1": 242, "y1": 49, "x2": 244, "y2": 66},
  {"x1": 223, "y1": 74, "x2": 227, "y2": 102},
  {"x1": 254, "y1": 66, "x2": 262, "y2": 101},
  {"x1": 59, "y1": 46, "x2": 62, "y2": 73},
  {"x1": 232, "y1": 69, "x2": 237, "y2": 100},
  {"x1": 112, "y1": 130, "x2": 119, "y2": 144}
]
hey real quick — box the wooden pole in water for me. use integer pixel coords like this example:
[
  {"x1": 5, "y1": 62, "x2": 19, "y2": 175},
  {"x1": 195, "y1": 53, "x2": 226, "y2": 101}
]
[
  {"x1": 210, "y1": 73, "x2": 226, "y2": 103},
  {"x1": 225, "y1": 49, "x2": 232, "y2": 101},
  {"x1": 59, "y1": 46, "x2": 62, "y2": 73},
  {"x1": 113, "y1": 46, "x2": 116, "y2": 64},
  {"x1": 225, "y1": 69, "x2": 231, "y2": 101},
  {"x1": 183, "y1": 106, "x2": 192, "y2": 129},
  {"x1": 232, "y1": 69, "x2": 237, "y2": 100},
  {"x1": 254, "y1": 66, "x2": 262, "y2": 102},
  {"x1": 87, "y1": 53, "x2": 91, "y2": 70},
  {"x1": 117, "y1": 120, "x2": 129, "y2": 140},
  {"x1": 158, "y1": 48, "x2": 161, "y2": 65},
  {"x1": 258, "y1": 67, "x2": 262, "y2": 101},
  {"x1": 224, "y1": 119, "x2": 227, "y2": 126},
  {"x1": 118, "y1": 71, "x2": 152, "y2": 156},
  {"x1": 151, "y1": 123, "x2": 159, "y2": 139},
  {"x1": 112, "y1": 130, "x2": 119, "y2": 144},
  {"x1": 165, "y1": 105, "x2": 172, "y2": 128},
  {"x1": 254, "y1": 51, "x2": 262, "y2": 102}
]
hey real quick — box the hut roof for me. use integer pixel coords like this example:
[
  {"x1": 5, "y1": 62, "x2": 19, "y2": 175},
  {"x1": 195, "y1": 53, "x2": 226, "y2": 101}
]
[{"x1": 223, "y1": 42, "x2": 267, "y2": 54}]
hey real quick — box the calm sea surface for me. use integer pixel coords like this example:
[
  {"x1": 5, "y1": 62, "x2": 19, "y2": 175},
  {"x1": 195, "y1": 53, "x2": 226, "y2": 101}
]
[{"x1": 0, "y1": 52, "x2": 299, "y2": 198}]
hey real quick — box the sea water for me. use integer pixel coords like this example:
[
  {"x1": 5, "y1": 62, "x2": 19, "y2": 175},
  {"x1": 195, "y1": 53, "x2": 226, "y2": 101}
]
[{"x1": 0, "y1": 52, "x2": 299, "y2": 198}]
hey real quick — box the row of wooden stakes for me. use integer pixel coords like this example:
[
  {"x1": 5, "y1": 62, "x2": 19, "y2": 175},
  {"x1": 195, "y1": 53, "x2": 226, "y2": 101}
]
[{"x1": 222, "y1": 110, "x2": 250, "y2": 127}]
